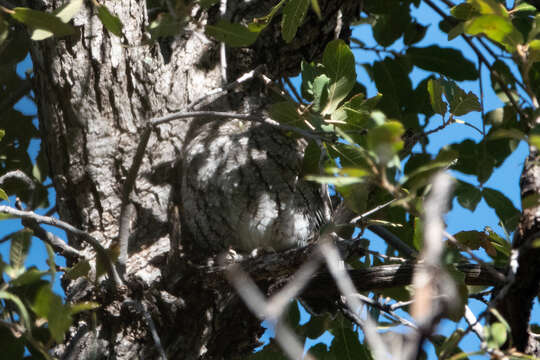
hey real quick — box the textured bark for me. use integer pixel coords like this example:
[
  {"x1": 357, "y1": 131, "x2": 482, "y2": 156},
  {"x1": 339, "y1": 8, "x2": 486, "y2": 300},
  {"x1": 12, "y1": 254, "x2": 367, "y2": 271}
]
[
  {"x1": 495, "y1": 147, "x2": 540, "y2": 355},
  {"x1": 30, "y1": 0, "x2": 359, "y2": 359}
]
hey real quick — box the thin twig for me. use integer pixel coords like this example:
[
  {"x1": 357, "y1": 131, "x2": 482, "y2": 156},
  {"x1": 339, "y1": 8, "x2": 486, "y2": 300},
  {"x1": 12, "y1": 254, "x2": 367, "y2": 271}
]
[
  {"x1": 283, "y1": 77, "x2": 303, "y2": 104},
  {"x1": 226, "y1": 264, "x2": 315, "y2": 360},
  {"x1": 319, "y1": 240, "x2": 389, "y2": 360},
  {"x1": 352, "y1": 293, "x2": 417, "y2": 329},
  {"x1": 137, "y1": 300, "x2": 168, "y2": 360},
  {"x1": 219, "y1": 0, "x2": 228, "y2": 83},
  {"x1": 350, "y1": 199, "x2": 396, "y2": 224},
  {"x1": 0, "y1": 205, "x2": 123, "y2": 287}
]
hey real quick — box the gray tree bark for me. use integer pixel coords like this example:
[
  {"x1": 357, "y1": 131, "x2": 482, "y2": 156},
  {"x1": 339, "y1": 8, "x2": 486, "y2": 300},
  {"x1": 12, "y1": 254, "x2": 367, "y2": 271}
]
[{"x1": 29, "y1": 1, "x2": 358, "y2": 358}]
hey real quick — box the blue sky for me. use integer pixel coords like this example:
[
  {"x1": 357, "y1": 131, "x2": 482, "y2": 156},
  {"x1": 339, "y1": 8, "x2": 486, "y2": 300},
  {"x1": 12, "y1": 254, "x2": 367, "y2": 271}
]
[{"x1": 1, "y1": 0, "x2": 538, "y2": 358}]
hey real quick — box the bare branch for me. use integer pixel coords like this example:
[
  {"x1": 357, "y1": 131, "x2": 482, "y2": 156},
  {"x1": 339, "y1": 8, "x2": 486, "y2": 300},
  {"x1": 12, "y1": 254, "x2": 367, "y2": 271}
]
[{"x1": 0, "y1": 205, "x2": 123, "y2": 287}]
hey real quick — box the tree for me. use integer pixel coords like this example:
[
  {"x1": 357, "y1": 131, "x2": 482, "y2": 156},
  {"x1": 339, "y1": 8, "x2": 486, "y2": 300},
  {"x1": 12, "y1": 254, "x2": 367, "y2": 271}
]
[{"x1": 0, "y1": 0, "x2": 539, "y2": 359}]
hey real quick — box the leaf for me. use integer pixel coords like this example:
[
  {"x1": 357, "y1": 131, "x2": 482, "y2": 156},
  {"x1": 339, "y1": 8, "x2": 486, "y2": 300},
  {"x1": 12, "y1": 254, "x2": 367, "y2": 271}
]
[
  {"x1": 268, "y1": 101, "x2": 302, "y2": 127},
  {"x1": 427, "y1": 78, "x2": 447, "y2": 115},
  {"x1": 64, "y1": 259, "x2": 91, "y2": 280},
  {"x1": 10, "y1": 268, "x2": 48, "y2": 286},
  {"x1": 148, "y1": 13, "x2": 186, "y2": 39},
  {"x1": 0, "y1": 187, "x2": 8, "y2": 201},
  {"x1": 54, "y1": 0, "x2": 83, "y2": 23},
  {"x1": 281, "y1": 0, "x2": 310, "y2": 43},
  {"x1": 97, "y1": 5, "x2": 123, "y2": 37},
  {"x1": 413, "y1": 217, "x2": 423, "y2": 250},
  {"x1": 469, "y1": 0, "x2": 508, "y2": 17},
  {"x1": 310, "y1": 0, "x2": 321, "y2": 19},
  {"x1": 10, "y1": 229, "x2": 32, "y2": 272},
  {"x1": 454, "y1": 180, "x2": 482, "y2": 211},
  {"x1": 301, "y1": 141, "x2": 321, "y2": 177},
  {"x1": 32, "y1": 286, "x2": 72, "y2": 343},
  {"x1": 300, "y1": 61, "x2": 317, "y2": 100},
  {"x1": 482, "y1": 187, "x2": 521, "y2": 232},
  {"x1": 311, "y1": 74, "x2": 329, "y2": 112},
  {"x1": 451, "y1": 3, "x2": 480, "y2": 20},
  {"x1": 305, "y1": 175, "x2": 367, "y2": 186},
  {"x1": 366, "y1": 121, "x2": 404, "y2": 165},
  {"x1": 437, "y1": 329, "x2": 466, "y2": 358},
  {"x1": 0, "y1": 290, "x2": 32, "y2": 331},
  {"x1": 373, "y1": 57, "x2": 414, "y2": 119},
  {"x1": 206, "y1": 20, "x2": 258, "y2": 47},
  {"x1": 0, "y1": 16, "x2": 10, "y2": 49},
  {"x1": 464, "y1": 14, "x2": 523, "y2": 53},
  {"x1": 10, "y1": 7, "x2": 76, "y2": 39},
  {"x1": 486, "y1": 322, "x2": 507, "y2": 349},
  {"x1": 321, "y1": 40, "x2": 356, "y2": 114},
  {"x1": 68, "y1": 301, "x2": 100, "y2": 315},
  {"x1": 441, "y1": 79, "x2": 481, "y2": 116},
  {"x1": 0, "y1": 129, "x2": 5, "y2": 141},
  {"x1": 485, "y1": 227, "x2": 511, "y2": 258},
  {"x1": 248, "y1": 0, "x2": 286, "y2": 32},
  {"x1": 407, "y1": 46, "x2": 479, "y2": 81}
]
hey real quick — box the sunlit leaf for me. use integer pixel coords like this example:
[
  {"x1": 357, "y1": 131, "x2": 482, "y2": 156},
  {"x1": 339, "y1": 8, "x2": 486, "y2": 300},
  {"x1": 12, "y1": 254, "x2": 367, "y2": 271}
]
[
  {"x1": 32, "y1": 286, "x2": 72, "y2": 343},
  {"x1": 0, "y1": 187, "x2": 8, "y2": 201},
  {"x1": 366, "y1": 121, "x2": 404, "y2": 164},
  {"x1": 441, "y1": 79, "x2": 481, "y2": 116},
  {"x1": 464, "y1": 14, "x2": 523, "y2": 53},
  {"x1": 310, "y1": 0, "x2": 321, "y2": 20},
  {"x1": 69, "y1": 301, "x2": 100, "y2": 315},
  {"x1": 11, "y1": 7, "x2": 76, "y2": 39}
]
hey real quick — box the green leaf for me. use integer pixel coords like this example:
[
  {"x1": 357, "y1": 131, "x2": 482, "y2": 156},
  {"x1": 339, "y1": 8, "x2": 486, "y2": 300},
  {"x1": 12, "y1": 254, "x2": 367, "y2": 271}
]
[
  {"x1": 0, "y1": 187, "x2": 8, "y2": 201},
  {"x1": 451, "y1": 3, "x2": 480, "y2": 20},
  {"x1": 312, "y1": 74, "x2": 329, "y2": 112},
  {"x1": 10, "y1": 267, "x2": 48, "y2": 286},
  {"x1": 310, "y1": 0, "x2": 321, "y2": 19},
  {"x1": 454, "y1": 180, "x2": 482, "y2": 211},
  {"x1": 206, "y1": 20, "x2": 258, "y2": 47},
  {"x1": 0, "y1": 129, "x2": 5, "y2": 141},
  {"x1": 407, "y1": 46, "x2": 479, "y2": 81},
  {"x1": 97, "y1": 5, "x2": 123, "y2": 37},
  {"x1": 373, "y1": 57, "x2": 414, "y2": 119},
  {"x1": 64, "y1": 259, "x2": 91, "y2": 280},
  {"x1": 413, "y1": 217, "x2": 423, "y2": 250},
  {"x1": 441, "y1": 79, "x2": 481, "y2": 116},
  {"x1": 482, "y1": 187, "x2": 521, "y2": 232},
  {"x1": 464, "y1": 14, "x2": 523, "y2": 53},
  {"x1": 281, "y1": 0, "x2": 310, "y2": 43},
  {"x1": 321, "y1": 40, "x2": 356, "y2": 115},
  {"x1": 0, "y1": 290, "x2": 32, "y2": 331},
  {"x1": 148, "y1": 13, "x2": 186, "y2": 39},
  {"x1": 366, "y1": 121, "x2": 404, "y2": 165},
  {"x1": 427, "y1": 78, "x2": 447, "y2": 115},
  {"x1": 199, "y1": 0, "x2": 219, "y2": 9},
  {"x1": 301, "y1": 141, "x2": 321, "y2": 177},
  {"x1": 300, "y1": 61, "x2": 317, "y2": 100},
  {"x1": 10, "y1": 7, "x2": 76, "y2": 39},
  {"x1": 68, "y1": 301, "x2": 100, "y2": 315},
  {"x1": 0, "y1": 16, "x2": 10, "y2": 49},
  {"x1": 305, "y1": 175, "x2": 368, "y2": 186},
  {"x1": 486, "y1": 322, "x2": 507, "y2": 349},
  {"x1": 436, "y1": 329, "x2": 466, "y2": 358},
  {"x1": 469, "y1": 0, "x2": 508, "y2": 17},
  {"x1": 268, "y1": 101, "x2": 303, "y2": 127},
  {"x1": 32, "y1": 286, "x2": 72, "y2": 343},
  {"x1": 10, "y1": 229, "x2": 32, "y2": 272},
  {"x1": 248, "y1": 0, "x2": 286, "y2": 32}
]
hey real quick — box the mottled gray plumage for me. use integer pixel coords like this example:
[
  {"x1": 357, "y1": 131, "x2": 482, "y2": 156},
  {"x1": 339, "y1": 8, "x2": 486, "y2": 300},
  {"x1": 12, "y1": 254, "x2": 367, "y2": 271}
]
[{"x1": 181, "y1": 118, "x2": 329, "y2": 254}]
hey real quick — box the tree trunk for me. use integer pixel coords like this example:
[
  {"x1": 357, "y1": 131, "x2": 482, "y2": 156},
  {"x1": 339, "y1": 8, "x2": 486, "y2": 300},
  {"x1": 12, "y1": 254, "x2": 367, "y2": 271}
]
[{"x1": 29, "y1": 1, "x2": 358, "y2": 358}]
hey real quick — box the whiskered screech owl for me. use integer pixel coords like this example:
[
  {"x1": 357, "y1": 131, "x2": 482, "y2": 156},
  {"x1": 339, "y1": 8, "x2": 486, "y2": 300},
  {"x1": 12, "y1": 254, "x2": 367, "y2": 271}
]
[{"x1": 180, "y1": 118, "x2": 329, "y2": 256}]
